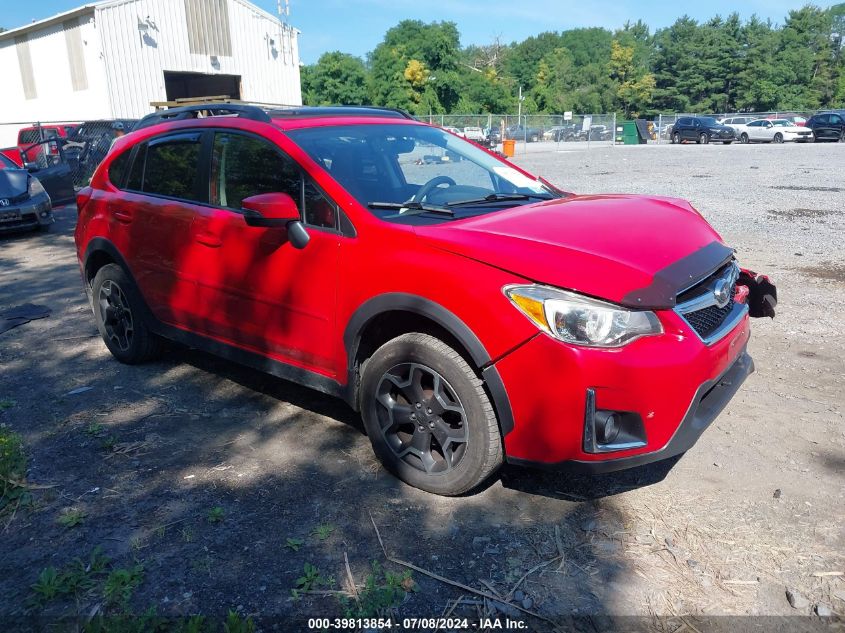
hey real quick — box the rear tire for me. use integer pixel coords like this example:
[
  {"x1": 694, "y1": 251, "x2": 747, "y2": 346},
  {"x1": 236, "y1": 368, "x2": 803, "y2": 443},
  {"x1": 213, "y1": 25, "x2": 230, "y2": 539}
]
[
  {"x1": 672, "y1": 132, "x2": 681, "y2": 144},
  {"x1": 839, "y1": 131, "x2": 845, "y2": 143},
  {"x1": 91, "y1": 263, "x2": 163, "y2": 364},
  {"x1": 359, "y1": 333, "x2": 503, "y2": 496}
]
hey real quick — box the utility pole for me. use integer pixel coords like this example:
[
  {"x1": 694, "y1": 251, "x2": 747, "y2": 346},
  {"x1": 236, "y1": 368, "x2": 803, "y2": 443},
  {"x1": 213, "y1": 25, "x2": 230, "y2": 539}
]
[{"x1": 517, "y1": 85, "x2": 526, "y2": 147}]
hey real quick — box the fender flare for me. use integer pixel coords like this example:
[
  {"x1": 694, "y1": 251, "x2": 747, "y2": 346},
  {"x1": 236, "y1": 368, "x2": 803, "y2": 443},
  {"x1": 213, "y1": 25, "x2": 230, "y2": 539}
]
[{"x1": 343, "y1": 293, "x2": 514, "y2": 435}]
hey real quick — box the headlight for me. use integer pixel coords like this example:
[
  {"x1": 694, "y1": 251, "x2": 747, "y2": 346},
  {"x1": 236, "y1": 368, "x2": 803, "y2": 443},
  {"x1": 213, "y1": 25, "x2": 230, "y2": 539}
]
[
  {"x1": 28, "y1": 177, "x2": 46, "y2": 197},
  {"x1": 505, "y1": 285, "x2": 663, "y2": 348}
]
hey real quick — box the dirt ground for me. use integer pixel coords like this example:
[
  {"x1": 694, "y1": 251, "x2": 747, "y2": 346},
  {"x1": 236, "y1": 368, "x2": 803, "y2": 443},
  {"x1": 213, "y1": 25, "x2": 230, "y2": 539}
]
[{"x1": 1, "y1": 144, "x2": 843, "y2": 632}]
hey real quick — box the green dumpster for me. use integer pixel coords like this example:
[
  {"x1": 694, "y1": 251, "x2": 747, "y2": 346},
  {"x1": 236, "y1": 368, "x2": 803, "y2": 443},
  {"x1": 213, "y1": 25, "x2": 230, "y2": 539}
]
[{"x1": 616, "y1": 120, "x2": 641, "y2": 145}]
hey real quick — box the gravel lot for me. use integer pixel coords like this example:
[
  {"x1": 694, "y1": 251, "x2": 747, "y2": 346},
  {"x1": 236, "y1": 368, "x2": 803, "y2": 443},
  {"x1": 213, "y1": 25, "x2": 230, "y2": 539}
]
[{"x1": 1, "y1": 142, "x2": 843, "y2": 630}]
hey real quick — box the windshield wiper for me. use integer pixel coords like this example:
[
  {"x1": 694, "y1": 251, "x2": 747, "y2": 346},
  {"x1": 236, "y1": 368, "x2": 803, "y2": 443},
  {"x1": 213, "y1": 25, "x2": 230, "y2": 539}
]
[
  {"x1": 447, "y1": 193, "x2": 553, "y2": 207},
  {"x1": 368, "y1": 201, "x2": 455, "y2": 217}
]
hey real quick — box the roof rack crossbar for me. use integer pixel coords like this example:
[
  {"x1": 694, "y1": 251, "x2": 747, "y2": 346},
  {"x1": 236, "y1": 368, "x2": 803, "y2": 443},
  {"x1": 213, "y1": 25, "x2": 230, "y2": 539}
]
[
  {"x1": 134, "y1": 104, "x2": 272, "y2": 131},
  {"x1": 265, "y1": 105, "x2": 415, "y2": 120}
]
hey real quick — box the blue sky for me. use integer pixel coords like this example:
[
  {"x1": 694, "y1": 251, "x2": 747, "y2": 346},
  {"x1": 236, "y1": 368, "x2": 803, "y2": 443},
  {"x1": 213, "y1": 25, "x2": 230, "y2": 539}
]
[{"x1": 1, "y1": 0, "x2": 829, "y2": 64}]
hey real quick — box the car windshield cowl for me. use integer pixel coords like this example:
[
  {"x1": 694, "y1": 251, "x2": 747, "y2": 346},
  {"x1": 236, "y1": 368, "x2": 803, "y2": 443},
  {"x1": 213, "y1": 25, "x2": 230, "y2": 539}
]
[
  {"x1": 368, "y1": 201, "x2": 455, "y2": 217},
  {"x1": 447, "y1": 192, "x2": 554, "y2": 207}
]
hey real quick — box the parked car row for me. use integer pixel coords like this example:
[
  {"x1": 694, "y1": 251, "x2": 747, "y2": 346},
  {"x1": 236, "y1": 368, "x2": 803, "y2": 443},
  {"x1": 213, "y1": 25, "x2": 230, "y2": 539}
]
[{"x1": 667, "y1": 111, "x2": 844, "y2": 144}]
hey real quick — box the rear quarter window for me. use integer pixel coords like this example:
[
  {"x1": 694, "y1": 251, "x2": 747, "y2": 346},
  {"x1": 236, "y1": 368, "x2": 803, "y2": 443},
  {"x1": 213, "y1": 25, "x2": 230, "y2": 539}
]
[
  {"x1": 142, "y1": 136, "x2": 202, "y2": 202},
  {"x1": 108, "y1": 150, "x2": 132, "y2": 189}
]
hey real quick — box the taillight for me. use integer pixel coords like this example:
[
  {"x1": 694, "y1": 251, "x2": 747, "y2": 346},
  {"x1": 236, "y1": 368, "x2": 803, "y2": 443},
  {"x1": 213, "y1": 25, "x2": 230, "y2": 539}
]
[{"x1": 76, "y1": 186, "x2": 94, "y2": 214}]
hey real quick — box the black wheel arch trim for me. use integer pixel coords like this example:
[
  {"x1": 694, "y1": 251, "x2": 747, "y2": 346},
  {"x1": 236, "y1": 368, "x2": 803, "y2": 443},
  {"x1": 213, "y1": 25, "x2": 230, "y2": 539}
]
[
  {"x1": 82, "y1": 238, "x2": 157, "y2": 325},
  {"x1": 343, "y1": 293, "x2": 515, "y2": 435}
]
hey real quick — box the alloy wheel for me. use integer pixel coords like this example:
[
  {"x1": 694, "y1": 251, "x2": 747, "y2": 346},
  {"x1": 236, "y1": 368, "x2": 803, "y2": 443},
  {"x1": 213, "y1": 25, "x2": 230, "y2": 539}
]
[
  {"x1": 98, "y1": 280, "x2": 134, "y2": 352},
  {"x1": 774, "y1": 133, "x2": 783, "y2": 143},
  {"x1": 374, "y1": 362, "x2": 468, "y2": 474}
]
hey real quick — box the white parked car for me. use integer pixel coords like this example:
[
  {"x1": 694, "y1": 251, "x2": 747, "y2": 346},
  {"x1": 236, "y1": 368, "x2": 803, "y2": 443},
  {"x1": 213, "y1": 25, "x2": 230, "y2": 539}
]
[
  {"x1": 442, "y1": 126, "x2": 461, "y2": 136},
  {"x1": 720, "y1": 116, "x2": 759, "y2": 137},
  {"x1": 740, "y1": 119, "x2": 813, "y2": 144},
  {"x1": 462, "y1": 126, "x2": 485, "y2": 141}
]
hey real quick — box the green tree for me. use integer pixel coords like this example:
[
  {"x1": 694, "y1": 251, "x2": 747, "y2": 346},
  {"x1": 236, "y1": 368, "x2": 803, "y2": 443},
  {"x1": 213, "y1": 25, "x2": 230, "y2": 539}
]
[{"x1": 301, "y1": 52, "x2": 368, "y2": 106}]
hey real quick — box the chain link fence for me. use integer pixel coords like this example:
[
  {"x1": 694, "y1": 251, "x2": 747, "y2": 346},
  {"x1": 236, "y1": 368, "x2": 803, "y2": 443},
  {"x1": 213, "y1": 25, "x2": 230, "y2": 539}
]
[{"x1": 415, "y1": 113, "x2": 618, "y2": 151}]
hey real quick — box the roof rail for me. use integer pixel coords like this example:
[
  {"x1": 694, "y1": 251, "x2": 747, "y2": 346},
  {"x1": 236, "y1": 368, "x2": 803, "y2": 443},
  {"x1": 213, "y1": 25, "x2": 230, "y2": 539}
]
[
  {"x1": 133, "y1": 104, "x2": 272, "y2": 131},
  {"x1": 265, "y1": 106, "x2": 415, "y2": 120}
]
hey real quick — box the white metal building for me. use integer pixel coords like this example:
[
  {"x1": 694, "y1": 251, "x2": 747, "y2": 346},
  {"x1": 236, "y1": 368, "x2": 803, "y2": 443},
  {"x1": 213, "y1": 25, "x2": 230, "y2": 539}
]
[{"x1": 0, "y1": 0, "x2": 302, "y2": 145}]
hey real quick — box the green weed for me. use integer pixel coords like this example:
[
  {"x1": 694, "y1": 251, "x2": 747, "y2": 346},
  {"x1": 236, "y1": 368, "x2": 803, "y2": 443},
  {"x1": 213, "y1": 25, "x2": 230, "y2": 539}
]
[
  {"x1": 284, "y1": 537, "x2": 304, "y2": 551},
  {"x1": 341, "y1": 561, "x2": 416, "y2": 618},
  {"x1": 223, "y1": 610, "x2": 255, "y2": 633},
  {"x1": 103, "y1": 564, "x2": 144, "y2": 607},
  {"x1": 311, "y1": 523, "x2": 335, "y2": 540},
  {"x1": 0, "y1": 427, "x2": 29, "y2": 513},
  {"x1": 0, "y1": 399, "x2": 15, "y2": 411},
  {"x1": 57, "y1": 508, "x2": 87, "y2": 528},
  {"x1": 207, "y1": 506, "x2": 225, "y2": 523}
]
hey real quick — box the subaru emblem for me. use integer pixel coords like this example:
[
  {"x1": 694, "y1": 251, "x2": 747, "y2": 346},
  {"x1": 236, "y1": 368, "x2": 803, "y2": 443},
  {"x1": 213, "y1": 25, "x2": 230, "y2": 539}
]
[
  {"x1": 0, "y1": 199, "x2": 9, "y2": 207},
  {"x1": 713, "y1": 278, "x2": 731, "y2": 308}
]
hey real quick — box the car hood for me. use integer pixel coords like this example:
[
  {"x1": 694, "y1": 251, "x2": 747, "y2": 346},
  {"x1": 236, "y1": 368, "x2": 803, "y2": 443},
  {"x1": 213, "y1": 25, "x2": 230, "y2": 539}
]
[
  {"x1": 777, "y1": 126, "x2": 805, "y2": 133},
  {"x1": 0, "y1": 169, "x2": 29, "y2": 199},
  {"x1": 414, "y1": 194, "x2": 732, "y2": 309}
]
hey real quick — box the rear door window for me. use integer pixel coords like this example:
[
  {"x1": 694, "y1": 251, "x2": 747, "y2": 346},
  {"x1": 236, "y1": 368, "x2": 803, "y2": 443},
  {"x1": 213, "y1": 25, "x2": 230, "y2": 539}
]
[{"x1": 142, "y1": 134, "x2": 203, "y2": 202}]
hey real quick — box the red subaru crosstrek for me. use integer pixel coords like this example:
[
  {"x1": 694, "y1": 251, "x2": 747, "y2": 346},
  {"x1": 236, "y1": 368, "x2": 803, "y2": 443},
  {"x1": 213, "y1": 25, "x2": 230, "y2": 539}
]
[{"x1": 74, "y1": 105, "x2": 776, "y2": 495}]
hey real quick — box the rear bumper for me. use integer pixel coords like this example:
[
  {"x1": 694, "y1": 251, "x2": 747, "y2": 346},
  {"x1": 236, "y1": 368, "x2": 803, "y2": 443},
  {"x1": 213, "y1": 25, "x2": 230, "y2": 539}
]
[{"x1": 508, "y1": 350, "x2": 754, "y2": 473}]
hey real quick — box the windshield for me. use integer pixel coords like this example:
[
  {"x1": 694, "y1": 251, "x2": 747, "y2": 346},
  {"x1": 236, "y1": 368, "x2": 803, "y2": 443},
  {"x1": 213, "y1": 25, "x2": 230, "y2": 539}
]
[
  {"x1": 286, "y1": 123, "x2": 559, "y2": 223},
  {"x1": 699, "y1": 117, "x2": 719, "y2": 126}
]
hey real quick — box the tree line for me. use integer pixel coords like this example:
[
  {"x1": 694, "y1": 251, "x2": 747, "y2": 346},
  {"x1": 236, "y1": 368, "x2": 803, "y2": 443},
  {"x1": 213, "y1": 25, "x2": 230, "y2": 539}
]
[{"x1": 300, "y1": 4, "x2": 845, "y2": 117}]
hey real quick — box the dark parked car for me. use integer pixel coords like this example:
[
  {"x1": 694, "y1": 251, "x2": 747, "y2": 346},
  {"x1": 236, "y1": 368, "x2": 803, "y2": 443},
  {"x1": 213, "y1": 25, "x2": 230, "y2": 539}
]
[
  {"x1": 0, "y1": 153, "x2": 54, "y2": 234},
  {"x1": 670, "y1": 117, "x2": 736, "y2": 144},
  {"x1": 504, "y1": 125, "x2": 542, "y2": 142},
  {"x1": 806, "y1": 111, "x2": 845, "y2": 142}
]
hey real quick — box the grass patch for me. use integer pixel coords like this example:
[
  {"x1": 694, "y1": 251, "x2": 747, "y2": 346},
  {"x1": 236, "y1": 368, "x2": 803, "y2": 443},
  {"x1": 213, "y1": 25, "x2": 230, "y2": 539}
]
[
  {"x1": 57, "y1": 508, "x2": 87, "y2": 528},
  {"x1": 291, "y1": 562, "x2": 335, "y2": 599},
  {"x1": 284, "y1": 537, "x2": 304, "y2": 552},
  {"x1": 311, "y1": 523, "x2": 335, "y2": 540},
  {"x1": 341, "y1": 561, "x2": 416, "y2": 618},
  {"x1": 0, "y1": 427, "x2": 29, "y2": 513},
  {"x1": 103, "y1": 564, "x2": 144, "y2": 608},
  {"x1": 207, "y1": 507, "x2": 225, "y2": 523},
  {"x1": 0, "y1": 399, "x2": 15, "y2": 412},
  {"x1": 30, "y1": 546, "x2": 112, "y2": 606}
]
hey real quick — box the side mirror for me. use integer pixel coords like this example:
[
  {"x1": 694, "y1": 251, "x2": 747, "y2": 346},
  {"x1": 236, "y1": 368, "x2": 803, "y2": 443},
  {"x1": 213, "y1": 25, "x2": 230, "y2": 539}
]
[
  {"x1": 24, "y1": 162, "x2": 40, "y2": 171},
  {"x1": 242, "y1": 192, "x2": 310, "y2": 249}
]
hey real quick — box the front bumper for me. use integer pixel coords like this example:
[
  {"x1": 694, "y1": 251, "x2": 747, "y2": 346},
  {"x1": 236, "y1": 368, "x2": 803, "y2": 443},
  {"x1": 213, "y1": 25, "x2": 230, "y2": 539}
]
[
  {"x1": 0, "y1": 194, "x2": 53, "y2": 233},
  {"x1": 496, "y1": 306, "x2": 752, "y2": 469},
  {"x1": 508, "y1": 350, "x2": 753, "y2": 473}
]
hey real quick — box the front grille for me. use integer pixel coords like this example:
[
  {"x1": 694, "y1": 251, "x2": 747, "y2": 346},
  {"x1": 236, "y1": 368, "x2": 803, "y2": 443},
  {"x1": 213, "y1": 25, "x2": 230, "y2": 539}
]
[{"x1": 683, "y1": 285, "x2": 736, "y2": 338}]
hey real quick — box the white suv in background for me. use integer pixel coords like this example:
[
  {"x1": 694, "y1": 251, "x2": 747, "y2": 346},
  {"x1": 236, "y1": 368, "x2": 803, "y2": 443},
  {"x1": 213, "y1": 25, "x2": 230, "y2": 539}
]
[{"x1": 462, "y1": 126, "x2": 485, "y2": 141}]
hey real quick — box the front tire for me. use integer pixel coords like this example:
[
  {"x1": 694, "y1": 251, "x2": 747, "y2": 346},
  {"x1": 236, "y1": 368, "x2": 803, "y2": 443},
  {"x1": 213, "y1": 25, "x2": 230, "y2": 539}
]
[
  {"x1": 699, "y1": 133, "x2": 709, "y2": 144},
  {"x1": 774, "y1": 133, "x2": 784, "y2": 144},
  {"x1": 740, "y1": 133, "x2": 749, "y2": 144},
  {"x1": 91, "y1": 264, "x2": 163, "y2": 364},
  {"x1": 359, "y1": 333, "x2": 503, "y2": 496}
]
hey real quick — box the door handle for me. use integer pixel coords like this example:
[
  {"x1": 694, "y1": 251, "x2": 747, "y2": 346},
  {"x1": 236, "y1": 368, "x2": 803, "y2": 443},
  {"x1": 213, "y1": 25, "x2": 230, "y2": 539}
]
[
  {"x1": 113, "y1": 210, "x2": 133, "y2": 223},
  {"x1": 195, "y1": 231, "x2": 222, "y2": 248}
]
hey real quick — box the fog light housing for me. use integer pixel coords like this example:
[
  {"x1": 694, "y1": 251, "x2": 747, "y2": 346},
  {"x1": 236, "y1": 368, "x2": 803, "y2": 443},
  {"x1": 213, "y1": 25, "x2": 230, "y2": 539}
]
[
  {"x1": 595, "y1": 411, "x2": 620, "y2": 444},
  {"x1": 583, "y1": 389, "x2": 648, "y2": 453}
]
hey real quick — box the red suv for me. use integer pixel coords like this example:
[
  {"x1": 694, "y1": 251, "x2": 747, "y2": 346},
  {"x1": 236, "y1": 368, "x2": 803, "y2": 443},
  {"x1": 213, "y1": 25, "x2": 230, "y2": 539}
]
[{"x1": 74, "y1": 105, "x2": 777, "y2": 495}]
